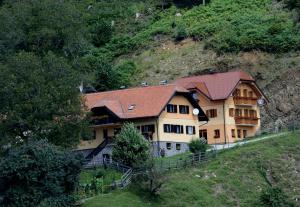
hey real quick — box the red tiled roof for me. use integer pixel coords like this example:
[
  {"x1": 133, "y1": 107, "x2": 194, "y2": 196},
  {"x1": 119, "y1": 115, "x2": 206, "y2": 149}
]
[
  {"x1": 175, "y1": 70, "x2": 254, "y2": 100},
  {"x1": 84, "y1": 84, "x2": 189, "y2": 119}
]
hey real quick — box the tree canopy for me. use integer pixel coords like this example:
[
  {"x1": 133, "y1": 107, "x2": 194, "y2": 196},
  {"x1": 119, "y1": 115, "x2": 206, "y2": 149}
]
[
  {"x1": 0, "y1": 139, "x2": 83, "y2": 207},
  {"x1": 112, "y1": 123, "x2": 151, "y2": 167}
]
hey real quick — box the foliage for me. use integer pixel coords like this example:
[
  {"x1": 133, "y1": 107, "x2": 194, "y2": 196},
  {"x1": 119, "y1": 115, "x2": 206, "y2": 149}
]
[
  {"x1": 112, "y1": 123, "x2": 151, "y2": 167},
  {"x1": 188, "y1": 138, "x2": 207, "y2": 153},
  {"x1": 0, "y1": 139, "x2": 83, "y2": 207},
  {"x1": 260, "y1": 187, "x2": 295, "y2": 207},
  {"x1": 0, "y1": 0, "x2": 89, "y2": 59},
  {"x1": 90, "y1": 20, "x2": 113, "y2": 47},
  {"x1": 132, "y1": 165, "x2": 168, "y2": 197},
  {"x1": 173, "y1": 25, "x2": 188, "y2": 41},
  {"x1": 78, "y1": 168, "x2": 122, "y2": 198},
  {"x1": 0, "y1": 52, "x2": 88, "y2": 148}
]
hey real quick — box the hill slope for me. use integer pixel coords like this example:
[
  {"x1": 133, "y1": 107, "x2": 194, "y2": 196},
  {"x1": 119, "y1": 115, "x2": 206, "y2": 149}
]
[{"x1": 83, "y1": 131, "x2": 300, "y2": 207}]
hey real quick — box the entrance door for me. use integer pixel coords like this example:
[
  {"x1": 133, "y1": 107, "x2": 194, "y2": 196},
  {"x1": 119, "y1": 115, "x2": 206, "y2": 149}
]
[
  {"x1": 199, "y1": 130, "x2": 208, "y2": 140},
  {"x1": 243, "y1": 130, "x2": 247, "y2": 138},
  {"x1": 103, "y1": 129, "x2": 108, "y2": 140}
]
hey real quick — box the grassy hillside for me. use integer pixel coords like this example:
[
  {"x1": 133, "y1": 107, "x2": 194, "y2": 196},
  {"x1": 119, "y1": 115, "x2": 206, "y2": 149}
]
[{"x1": 83, "y1": 132, "x2": 300, "y2": 207}]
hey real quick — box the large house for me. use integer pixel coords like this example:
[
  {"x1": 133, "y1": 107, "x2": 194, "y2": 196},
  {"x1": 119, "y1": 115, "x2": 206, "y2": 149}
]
[
  {"x1": 175, "y1": 70, "x2": 267, "y2": 144},
  {"x1": 78, "y1": 84, "x2": 208, "y2": 160}
]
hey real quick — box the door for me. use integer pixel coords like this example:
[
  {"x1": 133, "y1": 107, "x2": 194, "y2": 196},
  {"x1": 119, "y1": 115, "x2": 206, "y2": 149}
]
[
  {"x1": 103, "y1": 129, "x2": 108, "y2": 140},
  {"x1": 243, "y1": 130, "x2": 247, "y2": 138},
  {"x1": 200, "y1": 130, "x2": 208, "y2": 140}
]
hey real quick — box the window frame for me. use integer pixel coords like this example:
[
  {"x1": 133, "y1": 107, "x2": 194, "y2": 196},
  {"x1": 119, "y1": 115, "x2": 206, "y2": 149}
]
[
  {"x1": 229, "y1": 108, "x2": 234, "y2": 117},
  {"x1": 231, "y1": 129, "x2": 236, "y2": 138},
  {"x1": 176, "y1": 143, "x2": 181, "y2": 151},
  {"x1": 186, "y1": 126, "x2": 196, "y2": 135},
  {"x1": 166, "y1": 142, "x2": 172, "y2": 150},
  {"x1": 166, "y1": 104, "x2": 177, "y2": 113},
  {"x1": 214, "y1": 129, "x2": 220, "y2": 138},
  {"x1": 179, "y1": 105, "x2": 190, "y2": 114}
]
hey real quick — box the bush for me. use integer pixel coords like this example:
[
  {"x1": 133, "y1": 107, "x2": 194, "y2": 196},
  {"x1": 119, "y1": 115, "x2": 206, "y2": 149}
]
[
  {"x1": 0, "y1": 139, "x2": 83, "y2": 207},
  {"x1": 260, "y1": 187, "x2": 295, "y2": 207},
  {"x1": 173, "y1": 25, "x2": 188, "y2": 41},
  {"x1": 188, "y1": 138, "x2": 207, "y2": 153},
  {"x1": 90, "y1": 20, "x2": 113, "y2": 47},
  {"x1": 112, "y1": 123, "x2": 150, "y2": 167}
]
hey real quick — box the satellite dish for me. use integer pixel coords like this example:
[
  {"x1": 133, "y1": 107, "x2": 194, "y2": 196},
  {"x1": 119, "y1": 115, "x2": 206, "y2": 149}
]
[
  {"x1": 257, "y1": 98, "x2": 266, "y2": 106},
  {"x1": 193, "y1": 108, "x2": 199, "y2": 115}
]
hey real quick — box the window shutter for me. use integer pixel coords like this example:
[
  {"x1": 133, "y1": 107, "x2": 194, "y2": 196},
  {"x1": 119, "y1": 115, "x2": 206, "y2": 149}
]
[{"x1": 193, "y1": 126, "x2": 195, "y2": 134}]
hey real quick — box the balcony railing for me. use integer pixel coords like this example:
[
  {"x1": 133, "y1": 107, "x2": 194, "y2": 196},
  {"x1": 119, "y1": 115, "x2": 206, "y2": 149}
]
[
  {"x1": 235, "y1": 116, "x2": 259, "y2": 126},
  {"x1": 233, "y1": 97, "x2": 257, "y2": 106},
  {"x1": 91, "y1": 117, "x2": 117, "y2": 126}
]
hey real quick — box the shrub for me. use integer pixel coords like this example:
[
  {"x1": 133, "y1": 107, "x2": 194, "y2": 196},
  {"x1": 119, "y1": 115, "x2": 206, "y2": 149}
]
[
  {"x1": 0, "y1": 139, "x2": 83, "y2": 207},
  {"x1": 173, "y1": 25, "x2": 188, "y2": 41},
  {"x1": 260, "y1": 187, "x2": 295, "y2": 207},
  {"x1": 112, "y1": 123, "x2": 151, "y2": 167},
  {"x1": 90, "y1": 20, "x2": 113, "y2": 47},
  {"x1": 188, "y1": 138, "x2": 207, "y2": 153}
]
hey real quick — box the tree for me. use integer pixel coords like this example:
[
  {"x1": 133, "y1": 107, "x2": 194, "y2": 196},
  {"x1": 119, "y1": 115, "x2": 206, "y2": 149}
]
[
  {"x1": 0, "y1": 52, "x2": 88, "y2": 148},
  {"x1": 112, "y1": 123, "x2": 151, "y2": 167},
  {"x1": 188, "y1": 138, "x2": 207, "y2": 153},
  {"x1": 0, "y1": 139, "x2": 83, "y2": 207},
  {"x1": 0, "y1": 0, "x2": 89, "y2": 60}
]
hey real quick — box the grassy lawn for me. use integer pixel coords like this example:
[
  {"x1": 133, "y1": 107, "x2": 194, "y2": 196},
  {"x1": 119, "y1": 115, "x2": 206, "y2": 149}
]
[
  {"x1": 83, "y1": 131, "x2": 300, "y2": 207},
  {"x1": 80, "y1": 168, "x2": 122, "y2": 185}
]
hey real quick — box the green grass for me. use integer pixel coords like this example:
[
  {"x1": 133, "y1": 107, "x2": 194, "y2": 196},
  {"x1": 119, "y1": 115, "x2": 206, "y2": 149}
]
[
  {"x1": 83, "y1": 131, "x2": 300, "y2": 207},
  {"x1": 80, "y1": 168, "x2": 122, "y2": 185}
]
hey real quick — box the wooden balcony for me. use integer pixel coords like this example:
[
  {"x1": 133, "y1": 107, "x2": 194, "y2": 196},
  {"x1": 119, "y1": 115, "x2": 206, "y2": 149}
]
[
  {"x1": 234, "y1": 97, "x2": 257, "y2": 106},
  {"x1": 235, "y1": 116, "x2": 259, "y2": 126}
]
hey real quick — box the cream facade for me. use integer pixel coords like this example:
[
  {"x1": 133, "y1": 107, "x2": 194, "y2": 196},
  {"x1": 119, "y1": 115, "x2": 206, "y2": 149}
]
[
  {"x1": 78, "y1": 95, "x2": 203, "y2": 157},
  {"x1": 197, "y1": 82, "x2": 262, "y2": 144}
]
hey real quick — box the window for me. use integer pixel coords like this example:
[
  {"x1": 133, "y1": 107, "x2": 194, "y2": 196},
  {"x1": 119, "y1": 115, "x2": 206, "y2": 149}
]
[
  {"x1": 163, "y1": 124, "x2": 184, "y2": 134},
  {"x1": 186, "y1": 126, "x2": 195, "y2": 135},
  {"x1": 234, "y1": 89, "x2": 241, "y2": 97},
  {"x1": 166, "y1": 142, "x2": 172, "y2": 150},
  {"x1": 248, "y1": 91, "x2": 253, "y2": 98},
  {"x1": 229, "y1": 108, "x2": 234, "y2": 117},
  {"x1": 244, "y1": 109, "x2": 249, "y2": 117},
  {"x1": 249, "y1": 110, "x2": 257, "y2": 118},
  {"x1": 164, "y1": 124, "x2": 171, "y2": 133},
  {"x1": 172, "y1": 125, "x2": 184, "y2": 134},
  {"x1": 93, "y1": 129, "x2": 96, "y2": 140},
  {"x1": 179, "y1": 105, "x2": 189, "y2": 114},
  {"x1": 243, "y1": 130, "x2": 247, "y2": 138},
  {"x1": 206, "y1": 109, "x2": 217, "y2": 118},
  {"x1": 167, "y1": 104, "x2": 177, "y2": 113},
  {"x1": 176, "y1": 143, "x2": 181, "y2": 151},
  {"x1": 214, "y1": 129, "x2": 220, "y2": 138},
  {"x1": 243, "y1": 89, "x2": 247, "y2": 97},
  {"x1": 237, "y1": 129, "x2": 241, "y2": 138},
  {"x1": 235, "y1": 109, "x2": 242, "y2": 117},
  {"x1": 199, "y1": 130, "x2": 207, "y2": 139},
  {"x1": 231, "y1": 129, "x2": 236, "y2": 138},
  {"x1": 141, "y1": 124, "x2": 155, "y2": 133}
]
